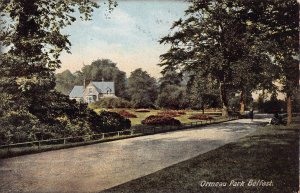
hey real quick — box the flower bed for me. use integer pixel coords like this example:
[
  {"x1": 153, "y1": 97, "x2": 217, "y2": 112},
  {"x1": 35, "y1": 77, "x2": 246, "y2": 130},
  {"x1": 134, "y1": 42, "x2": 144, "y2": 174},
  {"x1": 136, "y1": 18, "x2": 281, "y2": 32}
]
[
  {"x1": 135, "y1": 109, "x2": 151, "y2": 113},
  {"x1": 118, "y1": 110, "x2": 137, "y2": 118},
  {"x1": 188, "y1": 114, "x2": 214, "y2": 120},
  {"x1": 157, "y1": 110, "x2": 186, "y2": 117},
  {"x1": 141, "y1": 115, "x2": 181, "y2": 126}
]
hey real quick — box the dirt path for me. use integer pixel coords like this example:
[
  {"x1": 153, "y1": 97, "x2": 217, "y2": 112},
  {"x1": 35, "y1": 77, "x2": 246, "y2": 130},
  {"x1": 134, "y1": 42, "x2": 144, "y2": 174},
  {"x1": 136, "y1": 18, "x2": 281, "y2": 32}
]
[{"x1": 0, "y1": 119, "x2": 269, "y2": 193}]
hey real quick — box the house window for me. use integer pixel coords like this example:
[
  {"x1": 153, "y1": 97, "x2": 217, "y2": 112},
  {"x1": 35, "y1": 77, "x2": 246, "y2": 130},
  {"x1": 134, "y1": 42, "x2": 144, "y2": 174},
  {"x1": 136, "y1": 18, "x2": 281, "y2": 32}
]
[
  {"x1": 88, "y1": 87, "x2": 93, "y2": 94},
  {"x1": 87, "y1": 96, "x2": 93, "y2": 103}
]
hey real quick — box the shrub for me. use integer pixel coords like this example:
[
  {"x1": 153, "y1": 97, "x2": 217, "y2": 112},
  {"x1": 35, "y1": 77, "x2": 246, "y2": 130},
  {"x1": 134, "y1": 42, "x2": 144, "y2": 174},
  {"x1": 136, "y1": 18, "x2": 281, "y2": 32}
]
[
  {"x1": 89, "y1": 97, "x2": 132, "y2": 109},
  {"x1": 188, "y1": 114, "x2": 213, "y2": 120},
  {"x1": 157, "y1": 110, "x2": 186, "y2": 117},
  {"x1": 135, "y1": 109, "x2": 151, "y2": 113},
  {"x1": 141, "y1": 115, "x2": 181, "y2": 126},
  {"x1": 98, "y1": 111, "x2": 131, "y2": 132},
  {"x1": 118, "y1": 110, "x2": 137, "y2": 118}
]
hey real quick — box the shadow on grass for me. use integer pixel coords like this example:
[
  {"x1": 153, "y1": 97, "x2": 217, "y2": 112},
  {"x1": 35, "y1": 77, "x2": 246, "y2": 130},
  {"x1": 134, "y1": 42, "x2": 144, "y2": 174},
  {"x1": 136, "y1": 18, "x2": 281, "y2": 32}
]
[{"x1": 101, "y1": 125, "x2": 299, "y2": 193}]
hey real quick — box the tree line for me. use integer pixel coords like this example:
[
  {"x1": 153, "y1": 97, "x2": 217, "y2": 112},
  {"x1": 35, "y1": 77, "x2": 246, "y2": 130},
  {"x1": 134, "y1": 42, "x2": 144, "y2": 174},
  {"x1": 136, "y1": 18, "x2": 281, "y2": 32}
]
[{"x1": 158, "y1": 0, "x2": 299, "y2": 124}]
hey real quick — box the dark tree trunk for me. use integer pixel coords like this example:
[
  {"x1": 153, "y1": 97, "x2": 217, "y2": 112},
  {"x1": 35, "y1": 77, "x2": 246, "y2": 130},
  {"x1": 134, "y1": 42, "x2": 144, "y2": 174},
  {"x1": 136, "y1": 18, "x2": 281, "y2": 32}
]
[
  {"x1": 220, "y1": 82, "x2": 229, "y2": 117},
  {"x1": 287, "y1": 94, "x2": 292, "y2": 125},
  {"x1": 240, "y1": 89, "x2": 245, "y2": 114}
]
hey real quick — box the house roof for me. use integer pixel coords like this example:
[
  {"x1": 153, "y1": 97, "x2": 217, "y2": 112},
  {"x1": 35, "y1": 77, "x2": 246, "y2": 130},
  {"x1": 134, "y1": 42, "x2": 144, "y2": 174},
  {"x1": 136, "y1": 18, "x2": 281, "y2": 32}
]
[
  {"x1": 69, "y1": 86, "x2": 84, "y2": 98},
  {"x1": 90, "y1": 81, "x2": 115, "y2": 93}
]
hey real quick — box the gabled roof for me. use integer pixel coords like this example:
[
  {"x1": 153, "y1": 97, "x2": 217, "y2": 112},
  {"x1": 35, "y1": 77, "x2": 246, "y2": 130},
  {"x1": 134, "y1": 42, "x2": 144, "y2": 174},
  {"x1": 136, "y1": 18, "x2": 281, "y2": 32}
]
[
  {"x1": 90, "y1": 81, "x2": 115, "y2": 93},
  {"x1": 69, "y1": 86, "x2": 84, "y2": 98}
]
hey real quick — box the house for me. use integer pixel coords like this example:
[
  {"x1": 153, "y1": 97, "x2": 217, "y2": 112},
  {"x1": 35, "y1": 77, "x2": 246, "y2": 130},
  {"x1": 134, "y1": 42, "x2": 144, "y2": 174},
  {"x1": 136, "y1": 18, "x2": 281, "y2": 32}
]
[{"x1": 69, "y1": 81, "x2": 116, "y2": 103}]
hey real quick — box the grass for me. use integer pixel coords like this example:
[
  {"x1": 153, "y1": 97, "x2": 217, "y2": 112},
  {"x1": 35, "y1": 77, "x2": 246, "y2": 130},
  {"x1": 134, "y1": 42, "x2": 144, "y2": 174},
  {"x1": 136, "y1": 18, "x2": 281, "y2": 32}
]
[
  {"x1": 101, "y1": 117, "x2": 300, "y2": 193},
  {"x1": 93, "y1": 108, "x2": 222, "y2": 126}
]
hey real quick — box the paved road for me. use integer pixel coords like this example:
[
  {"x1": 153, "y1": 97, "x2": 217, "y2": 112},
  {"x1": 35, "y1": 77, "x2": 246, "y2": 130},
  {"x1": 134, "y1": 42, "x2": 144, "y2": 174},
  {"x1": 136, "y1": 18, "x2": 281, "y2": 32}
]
[{"x1": 0, "y1": 119, "x2": 269, "y2": 193}]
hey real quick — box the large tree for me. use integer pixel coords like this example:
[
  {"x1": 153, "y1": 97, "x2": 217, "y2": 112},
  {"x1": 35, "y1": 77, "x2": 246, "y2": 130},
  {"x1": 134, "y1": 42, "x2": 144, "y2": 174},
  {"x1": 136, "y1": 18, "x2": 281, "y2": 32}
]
[
  {"x1": 0, "y1": 0, "x2": 116, "y2": 142},
  {"x1": 159, "y1": 0, "x2": 287, "y2": 117},
  {"x1": 159, "y1": 1, "x2": 254, "y2": 117},
  {"x1": 239, "y1": 0, "x2": 299, "y2": 124},
  {"x1": 127, "y1": 68, "x2": 158, "y2": 108},
  {"x1": 56, "y1": 59, "x2": 127, "y2": 98}
]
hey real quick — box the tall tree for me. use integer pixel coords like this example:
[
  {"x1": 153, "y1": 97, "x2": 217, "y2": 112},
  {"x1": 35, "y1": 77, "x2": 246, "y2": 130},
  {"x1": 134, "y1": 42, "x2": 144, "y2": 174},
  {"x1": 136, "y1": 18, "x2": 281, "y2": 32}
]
[
  {"x1": 0, "y1": 1, "x2": 116, "y2": 142},
  {"x1": 127, "y1": 68, "x2": 158, "y2": 108},
  {"x1": 56, "y1": 59, "x2": 128, "y2": 98},
  {"x1": 159, "y1": 0, "x2": 284, "y2": 117},
  {"x1": 239, "y1": 0, "x2": 299, "y2": 124},
  {"x1": 187, "y1": 72, "x2": 220, "y2": 113},
  {"x1": 156, "y1": 70, "x2": 187, "y2": 109}
]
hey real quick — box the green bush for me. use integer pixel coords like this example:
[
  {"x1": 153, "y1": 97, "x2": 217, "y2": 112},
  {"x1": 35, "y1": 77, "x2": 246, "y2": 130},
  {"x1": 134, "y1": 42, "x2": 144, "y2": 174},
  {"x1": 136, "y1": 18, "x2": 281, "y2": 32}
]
[
  {"x1": 97, "y1": 111, "x2": 131, "y2": 132},
  {"x1": 89, "y1": 97, "x2": 132, "y2": 109}
]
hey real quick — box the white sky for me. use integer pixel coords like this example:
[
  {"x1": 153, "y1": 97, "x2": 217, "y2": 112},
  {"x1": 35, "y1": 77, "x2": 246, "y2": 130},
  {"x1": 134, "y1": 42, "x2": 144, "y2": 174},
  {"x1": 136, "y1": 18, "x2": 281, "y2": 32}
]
[{"x1": 58, "y1": 1, "x2": 189, "y2": 78}]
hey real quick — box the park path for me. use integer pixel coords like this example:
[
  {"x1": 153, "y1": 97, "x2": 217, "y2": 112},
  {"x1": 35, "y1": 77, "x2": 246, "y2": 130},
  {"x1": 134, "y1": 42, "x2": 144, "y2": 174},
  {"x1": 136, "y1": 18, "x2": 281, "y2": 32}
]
[{"x1": 0, "y1": 118, "x2": 270, "y2": 193}]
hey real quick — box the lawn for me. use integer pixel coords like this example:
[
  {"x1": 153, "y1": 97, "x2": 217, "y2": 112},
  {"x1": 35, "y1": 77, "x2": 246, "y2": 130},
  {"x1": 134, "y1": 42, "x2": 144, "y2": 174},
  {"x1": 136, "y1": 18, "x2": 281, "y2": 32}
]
[
  {"x1": 92, "y1": 108, "x2": 222, "y2": 126},
  {"x1": 101, "y1": 117, "x2": 300, "y2": 193}
]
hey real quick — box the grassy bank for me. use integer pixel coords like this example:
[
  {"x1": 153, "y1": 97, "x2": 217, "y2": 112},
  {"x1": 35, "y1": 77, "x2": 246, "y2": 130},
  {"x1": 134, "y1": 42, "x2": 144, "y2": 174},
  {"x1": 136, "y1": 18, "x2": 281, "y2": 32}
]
[{"x1": 102, "y1": 118, "x2": 300, "y2": 193}]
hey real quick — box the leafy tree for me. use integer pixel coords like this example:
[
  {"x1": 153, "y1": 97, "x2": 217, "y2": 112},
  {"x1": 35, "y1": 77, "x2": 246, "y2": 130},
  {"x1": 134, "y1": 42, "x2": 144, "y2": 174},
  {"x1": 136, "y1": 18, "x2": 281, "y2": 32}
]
[
  {"x1": 80, "y1": 59, "x2": 127, "y2": 98},
  {"x1": 156, "y1": 85, "x2": 187, "y2": 109},
  {"x1": 0, "y1": 0, "x2": 117, "y2": 142},
  {"x1": 55, "y1": 70, "x2": 76, "y2": 95},
  {"x1": 237, "y1": 0, "x2": 299, "y2": 124},
  {"x1": 159, "y1": 0, "x2": 285, "y2": 117},
  {"x1": 159, "y1": 1, "x2": 252, "y2": 117},
  {"x1": 127, "y1": 68, "x2": 158, "y2": 108},
  {"x1": 156, "y1": 70, "x2": 188, "y2": 109},
  {"x1": 56, "y1": 59, "x2": 128, "y2": 98},
  {"x1": 187, "y1": 72, "x2": 220, "y2": 113}
]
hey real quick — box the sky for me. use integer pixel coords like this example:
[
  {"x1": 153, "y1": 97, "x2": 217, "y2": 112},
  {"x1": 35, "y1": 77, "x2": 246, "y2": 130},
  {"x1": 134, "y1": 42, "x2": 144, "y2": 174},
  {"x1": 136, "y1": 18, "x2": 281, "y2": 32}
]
[{"x1": 58, "y1": 0, "x2": 189, "y2": 78}]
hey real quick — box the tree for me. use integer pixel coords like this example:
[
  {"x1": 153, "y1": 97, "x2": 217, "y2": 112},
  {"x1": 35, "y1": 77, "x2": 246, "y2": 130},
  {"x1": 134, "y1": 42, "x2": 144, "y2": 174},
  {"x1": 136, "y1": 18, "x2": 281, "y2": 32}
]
[
  {"x1": 80, "y1": 59, "x2": 127, "y2": 98},
  {"x1": 156, "y1": 70, "x2": 188, "y2": 109},
  {"x1": 237, "y1": 0, "x2": 299, "y2": 124},
  {"x1": 55, "y1": 70, "x2": 76, "y2": 95},
  {"x1": 127, "y1": 68, "x2": 158, "y2": 108},
  {"x1": 56, "y1": 59, "x2": 128, "y2": 98},
  {"x1": 187, "y1": 72, "x2": 220, "y2": 113},
  {"x1": 0, "y1": 1, "x2": 117, "y2": 142},
  {"x1": 159, "y1": 0, "x2": 285, "y2": 117},
  {"x1": 159, "y1": 1, "x2": 254, "y2": 117}
]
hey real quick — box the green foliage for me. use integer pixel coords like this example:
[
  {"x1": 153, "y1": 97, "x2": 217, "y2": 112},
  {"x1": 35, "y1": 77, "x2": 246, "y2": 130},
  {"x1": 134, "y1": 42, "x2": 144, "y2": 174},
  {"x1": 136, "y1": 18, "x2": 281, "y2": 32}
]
[
  {"x1": 89, "y1": 97, "x2": 132, "y2": 109},
  {"x1": 0, "y1": 0, "x2": 119, "y2": 143},
  {"x1": 97, "y1": 111, "x2": 131, "y2": 132},
  {"x1": 127, "y1": 68, "x2": 158, "y2": 108},
  {"x1": 156, "y1": 85, "x2": 188, "y2": 110},
  {"x1": 256, "y1": 94, "x2": 286, "y2": 113},
  {"x1": 55, "y1": 59, "x2": 127, "y2": 97},
  {"x1": 55, "y1": 70, "x2": 77, "y2": 95},
  {"x1": 187, "y1": 73, "x2": 220, "y2": 111}
]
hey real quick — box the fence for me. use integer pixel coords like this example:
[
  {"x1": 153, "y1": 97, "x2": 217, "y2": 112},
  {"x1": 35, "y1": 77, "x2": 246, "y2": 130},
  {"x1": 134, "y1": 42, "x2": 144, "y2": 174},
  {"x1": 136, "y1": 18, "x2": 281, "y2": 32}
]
[{"x1": 0, "y1": 116, "x2": 238, "y2": 158}]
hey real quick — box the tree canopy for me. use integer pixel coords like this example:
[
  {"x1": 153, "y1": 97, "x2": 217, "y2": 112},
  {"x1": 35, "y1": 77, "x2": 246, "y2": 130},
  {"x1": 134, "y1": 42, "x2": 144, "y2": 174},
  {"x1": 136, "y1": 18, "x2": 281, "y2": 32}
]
[
  {"x1": 159, "y1": 0, "x2": 298, "y2": 118},
  {"x1": 127, "y1": 68, "x2": 158, "y2": 108}
]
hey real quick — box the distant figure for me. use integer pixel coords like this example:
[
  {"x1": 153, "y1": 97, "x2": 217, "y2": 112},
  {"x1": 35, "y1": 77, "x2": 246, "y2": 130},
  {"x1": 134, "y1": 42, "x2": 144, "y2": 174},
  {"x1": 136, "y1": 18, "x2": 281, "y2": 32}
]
[
  {"x1": 249, "y1": 109, "x2": 254, "y2": 121},
  {"x1": 271, "y1": 112, "x2": 286, "y2": 125}
]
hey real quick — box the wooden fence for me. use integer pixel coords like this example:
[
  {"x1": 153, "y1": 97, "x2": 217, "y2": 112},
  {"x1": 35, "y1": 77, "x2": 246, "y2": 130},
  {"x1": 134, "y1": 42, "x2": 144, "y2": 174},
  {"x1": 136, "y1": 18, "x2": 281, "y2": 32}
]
[{"x1": 0, "y1": 116, "x2": 238, "y2": 157}]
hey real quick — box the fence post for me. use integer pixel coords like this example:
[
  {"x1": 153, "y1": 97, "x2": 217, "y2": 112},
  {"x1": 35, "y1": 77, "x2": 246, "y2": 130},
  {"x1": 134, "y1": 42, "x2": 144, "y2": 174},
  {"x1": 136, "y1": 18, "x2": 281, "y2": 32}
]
[
  {"x1": 102, "y1": 133, "x2": 105, "y2": 139},
  {"x1": 38, "y1": 141, "x2": 41, "y2": 149},
  {"x1": 63, "y1": 138, "x2": 66, "y2": 144},
  {"x1": 130, "y1": 129, "x2": 134, "y2": 135},
  {"x1": 117, "y1": 131, "x2": 120, "y2": 137}
]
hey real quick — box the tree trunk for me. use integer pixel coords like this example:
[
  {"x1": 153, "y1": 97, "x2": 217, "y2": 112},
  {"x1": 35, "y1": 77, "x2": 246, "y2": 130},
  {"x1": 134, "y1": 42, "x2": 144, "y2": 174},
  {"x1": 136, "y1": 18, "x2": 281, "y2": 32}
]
[
  {"x1": 287, "y1": 94, "x2": 292, "y2": 125},
  {"x1": 220, "y1": 82, "x2": 229, "y2": 117},
  {"x1": 239, "y1": 90, "x2": 245, "y2": 114}
]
